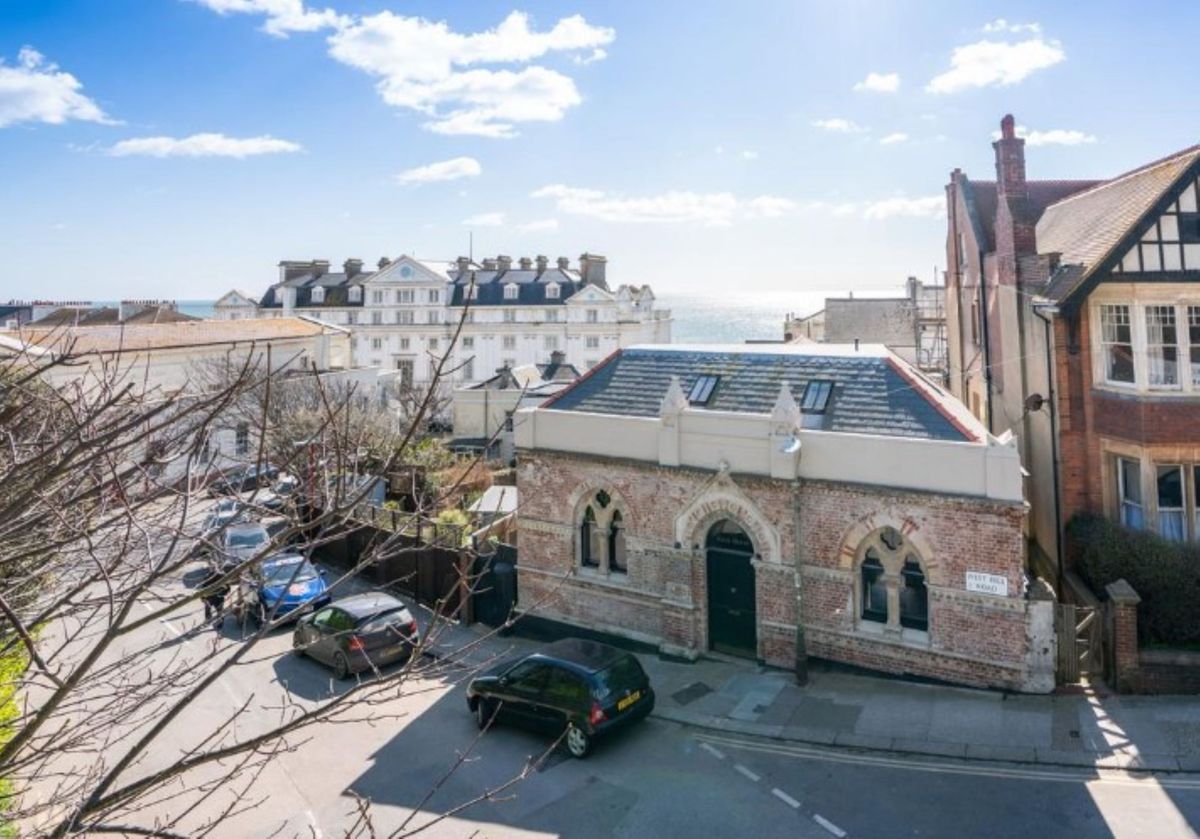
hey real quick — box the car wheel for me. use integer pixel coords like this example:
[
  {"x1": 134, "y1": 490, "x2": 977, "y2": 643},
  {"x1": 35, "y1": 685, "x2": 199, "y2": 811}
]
[
  {"x1": 475, "y1": 699, "x2": 492, "y2": 730},
  {"x1": 565, "y1": 724, "x2": 591, "y2": 759},
  {"x1": 333, "y1": 652, "x2": 351, "y2": 681}
]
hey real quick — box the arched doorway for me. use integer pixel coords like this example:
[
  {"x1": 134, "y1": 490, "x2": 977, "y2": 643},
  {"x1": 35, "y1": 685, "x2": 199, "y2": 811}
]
[{"x1": 706, "y1": 519, "x2": 757, "y2": 658}]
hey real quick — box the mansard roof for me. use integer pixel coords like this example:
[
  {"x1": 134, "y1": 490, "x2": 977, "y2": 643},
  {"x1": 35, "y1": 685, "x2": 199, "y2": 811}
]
[
  {"x1": 448, "y1": 268, "x2": 592, "y2": 307},
  {"x1": 542, "y1": 345, "x2": 977, "y2": 442}
]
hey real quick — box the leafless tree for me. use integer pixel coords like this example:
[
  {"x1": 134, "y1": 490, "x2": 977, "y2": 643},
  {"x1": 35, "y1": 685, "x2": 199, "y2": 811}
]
[{"x1": 0, "y1": 299, "x2": 555, "y2": 837}]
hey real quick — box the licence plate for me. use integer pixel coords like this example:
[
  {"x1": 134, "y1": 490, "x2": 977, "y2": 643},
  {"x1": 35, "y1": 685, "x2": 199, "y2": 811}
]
[{"x1": 617, "y1": 691, "x2": 641, "y2": 711}]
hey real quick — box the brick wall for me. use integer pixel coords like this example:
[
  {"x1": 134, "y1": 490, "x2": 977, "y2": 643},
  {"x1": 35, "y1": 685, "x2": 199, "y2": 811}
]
[{"x1": 517, "y1": 450, "x2": 1038, "y2": 691}]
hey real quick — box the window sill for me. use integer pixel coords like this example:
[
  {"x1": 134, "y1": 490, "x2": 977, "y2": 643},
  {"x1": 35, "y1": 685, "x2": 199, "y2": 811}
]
[{"x1": 855, "y1": 619, "x2": 931, "y2": 648}]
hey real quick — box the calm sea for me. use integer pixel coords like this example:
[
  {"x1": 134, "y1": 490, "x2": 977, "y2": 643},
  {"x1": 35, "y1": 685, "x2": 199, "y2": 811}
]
[{"x1": 171, "y1": 291, "x2": 836, "y2": 345}]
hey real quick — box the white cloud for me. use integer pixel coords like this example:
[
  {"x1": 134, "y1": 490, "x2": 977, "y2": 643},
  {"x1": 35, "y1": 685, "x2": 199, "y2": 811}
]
[
  {"x1": 518, "y1": 218, "x2": 559, "y2": 233},
  {"x1": 992, "y1": 125, "x2": 1097, "y2": 146},
  {"x1": 812, "y1": 118, "x2": 864, "y2": 133},
  {"x1": 982, "y1": 19, "x2": 1041, "y2": 35},
  {"x1": 879, "y1": 132, "x2": 908, "y2": 145},
  {"x1": 463, "y1": 212, "x2": 506, "y2": 227},
  {"x1": 189, "y1": 0, "x2": 348, "y2": 37},
  {"x1": 862, "y1": 195, "x2": 945, "y2": 220},
  {"x1": 741, "y1": 150, "x2": 758, "y2": 160},
  {"x1": 927, "y1": 33, "x2": 1065, "y2": 94},
  {"x1": 532, "y1": 184, "x2": 795, "y2": 226},
  {"x1": 853, "y1": 71, "x2": 900, "y2": 93},
  {"x1": 0, "y1": 47, "x2": 114, "y2": 128},
  {"x1": 573, "y1": 48, "x2": 607, "y2": 65},
  {"x1": 396, "y1": 156, "x2": 482, "y2": 184},
  {"x1": 326, "y1": 11, "x2": 615, "y2": 138},
  {"x1": 107, "y1": 133, "x2": 302, "y2": 158}
]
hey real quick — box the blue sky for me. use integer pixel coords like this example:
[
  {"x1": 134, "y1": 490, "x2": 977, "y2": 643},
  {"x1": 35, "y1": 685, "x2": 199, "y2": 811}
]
[{"x1": 2, "y1": 1, "x2": 1199, "y2": 303}]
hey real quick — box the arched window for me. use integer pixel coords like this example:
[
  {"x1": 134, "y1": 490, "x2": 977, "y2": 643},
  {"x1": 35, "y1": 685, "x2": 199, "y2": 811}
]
[
  {"x1": 857, "y1": 526, "x2": 930, "y2": 636},
  {"x1": 899, "y1": 557, "x2": 928, "y2": 631},
  {"x1": 576, "y1": 489, "x2": 627, "y2": 576},
  {"x1": 609, "y1": 510, "x2": 626, "y2": 573},
  {"x1": 580, "y1": 506, "x2": 598, "y2": 568}
]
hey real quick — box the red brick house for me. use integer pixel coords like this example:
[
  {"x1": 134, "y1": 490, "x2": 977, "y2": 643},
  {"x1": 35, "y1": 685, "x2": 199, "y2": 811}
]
[
  {"x1": 514, "y1": 344, "x2": 1055, "y2": 692},
  {"x1": 946, "y1": 115, "x2": 1200, "y2": 584}
]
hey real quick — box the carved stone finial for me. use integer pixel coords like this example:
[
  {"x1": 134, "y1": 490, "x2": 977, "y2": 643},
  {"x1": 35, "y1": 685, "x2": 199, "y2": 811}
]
[
  {"x1": 770, "y1": 381, "x2": 801, "y2": 429},
  {"x1": 660, "y1": 375, "x2": 688, "y2": 415}
]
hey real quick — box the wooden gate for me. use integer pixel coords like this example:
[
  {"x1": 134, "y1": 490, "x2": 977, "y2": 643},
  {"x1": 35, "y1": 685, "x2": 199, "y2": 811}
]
[{"x1": 1056, "y1": 603, "x2": 1103, "y2": 684}]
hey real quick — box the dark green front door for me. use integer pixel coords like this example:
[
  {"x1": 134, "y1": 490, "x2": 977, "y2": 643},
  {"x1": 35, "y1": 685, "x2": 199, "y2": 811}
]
[{"x1": 706, "y1": 520, "x2": 757, "y2": 658}]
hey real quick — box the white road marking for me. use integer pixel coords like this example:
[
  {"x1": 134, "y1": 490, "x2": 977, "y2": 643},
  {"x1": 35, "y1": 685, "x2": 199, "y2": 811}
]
[
  {"x1": 814, "y1": 814, "x2": 847, "y2": 837},
  {"x1": 734, "y1": 764, "x2": 761, "y2": 783},
  {"x1": 699, "y1": 742, "x2": 726, "y2": 760},
  {"x1": 772, "y1": 787, "x2": 801, "y2": 809},
  {"x1": 696, "y1": 732, "x2": 1200, "y2": 791}
]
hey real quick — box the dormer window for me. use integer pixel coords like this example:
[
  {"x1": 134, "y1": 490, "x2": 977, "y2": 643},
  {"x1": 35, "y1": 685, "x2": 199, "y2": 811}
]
[
  {"x1": 348, "y1": 285, "x2": 362, "y2": 303},
  {"x1": 310, "y1": 286, "x2": 325, "y2": 304},
  {"x1": 545, "y1": 282, "x2": 560, "y2": 299},
  {"x1": 467, "y1": 285, "x2": 479, "y2": 300},
  {"x1": 504, "y1": 283, "x2": 519, "y2": 301}
]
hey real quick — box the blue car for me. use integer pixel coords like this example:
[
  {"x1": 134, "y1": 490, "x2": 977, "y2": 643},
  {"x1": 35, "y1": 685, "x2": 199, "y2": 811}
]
[{"x1": 248, "y1": 553, "x2": 331, "y2": 625}]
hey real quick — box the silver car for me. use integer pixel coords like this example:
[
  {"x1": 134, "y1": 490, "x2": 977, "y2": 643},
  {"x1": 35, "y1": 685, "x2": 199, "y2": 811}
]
[{"x1": 215, "y1": 522, "x2": 271, "y2": 572}]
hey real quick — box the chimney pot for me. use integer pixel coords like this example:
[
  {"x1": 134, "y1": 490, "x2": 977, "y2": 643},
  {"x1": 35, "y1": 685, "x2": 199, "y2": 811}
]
[
  {"x1": 556, "y1": 256, "x2": 570, "y2": 271},
  {"x1": 1001, "y1": 113, "x2": 1016, "y2": 139},
  {"x1": 344, "y1": 258, "x2": 364, "y2": 279},
  {"x1": 549, "y1": 349, "x2": 566, "y2": 366},
  {"x1": 497, "y1": 255, "x2": 512, "y2": 272},
  {"x1": 519, "y1": 257, "x2": 532, "y2": 270},
  {"x1": 456, "y1": 256, "x2": 471, "y2": 274},
  {"x1": 535, "y1": 255, "x2": 549, "y2": 273},
  {"x1": 377, "y1": 256, "x2": 392, "y2": 270},
  {"x1": 483, "y1": 258, "x2": 498, "y2": 270}
]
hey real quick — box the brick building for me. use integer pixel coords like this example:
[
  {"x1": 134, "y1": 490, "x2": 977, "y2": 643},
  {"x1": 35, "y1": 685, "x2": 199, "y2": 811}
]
[
  {"x1": 515, "y1": 344, "x2": 1055, "y2": 692},
  {"x1": 946, "y1": 115, "x2": 1200, "y2": 582}
]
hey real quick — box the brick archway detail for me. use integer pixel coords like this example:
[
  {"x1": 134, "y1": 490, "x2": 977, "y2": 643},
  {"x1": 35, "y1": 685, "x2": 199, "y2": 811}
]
[
  {"x1": 675, "y1": 474, "x2": 781, "y2": 564},
  {"x1": 836, "y1": 510, "x2": 942, "y2": 586}
]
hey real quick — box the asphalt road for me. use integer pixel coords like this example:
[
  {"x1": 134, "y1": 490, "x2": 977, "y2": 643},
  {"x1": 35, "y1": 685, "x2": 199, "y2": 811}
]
[{"x1": 121, "y1": 556, "x2": 1200, "y2": 839}]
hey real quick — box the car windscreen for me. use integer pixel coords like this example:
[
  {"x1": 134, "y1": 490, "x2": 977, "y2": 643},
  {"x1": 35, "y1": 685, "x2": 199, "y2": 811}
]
[
  {"x1": 228, "y1": 531, "x2": 267, "y2": 548},
  {"x1": 357, "y1": 608, "x2": 412, "y2": 633},
  {"x1": 262, "y1": 560, "x2": 317, "y2": 586},
  {"x1": 592, "y1": 655, "x2": 646, "y2": 700}
]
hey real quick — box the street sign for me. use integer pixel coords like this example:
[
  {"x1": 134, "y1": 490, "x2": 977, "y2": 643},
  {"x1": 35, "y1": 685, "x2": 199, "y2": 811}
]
[{"x1": 965, "y1": 571, "x2": 1008, "y2": 597}]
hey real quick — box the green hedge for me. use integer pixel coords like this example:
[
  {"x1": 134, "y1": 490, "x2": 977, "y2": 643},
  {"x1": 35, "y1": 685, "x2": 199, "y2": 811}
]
[{"x1": 1067, "y1": 512, "x2": 1200, "y2": 646}]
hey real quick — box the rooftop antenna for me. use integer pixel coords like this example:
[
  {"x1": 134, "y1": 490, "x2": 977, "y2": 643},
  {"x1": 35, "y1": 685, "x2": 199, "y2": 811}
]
[{"x1": 469, "y1": 231, "x2": 474, "y2": 263}]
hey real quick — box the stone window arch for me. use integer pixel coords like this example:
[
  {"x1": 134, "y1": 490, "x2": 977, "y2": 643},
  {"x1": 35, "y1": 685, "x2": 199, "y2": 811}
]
[
  {"x1": 855, "y1": 526, "x2": 930, "y2": 636},
  {"x1": 574, "y1": 488, "x2": 628, "y2": 576}
]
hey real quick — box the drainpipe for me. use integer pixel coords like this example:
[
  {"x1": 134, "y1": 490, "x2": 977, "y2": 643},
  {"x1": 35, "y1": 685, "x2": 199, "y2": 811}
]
[
  {"x1": 979, "y1": 263, "x2": 996, "y2": 435},
  {"x1": 1033, "y1": 302, "x2": 1064, "y2": 597},
  {"x1": 792, "y1": 478, "x2": 807, "y2": 685}
]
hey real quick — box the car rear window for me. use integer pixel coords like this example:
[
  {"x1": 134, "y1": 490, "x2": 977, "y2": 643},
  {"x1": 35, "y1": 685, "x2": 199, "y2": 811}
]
[
  {"x1": 228, "y1": 530, "x2": 267, "y2": 548},
  {"x1": 592, "y1": 655, "x2": 646, "y2": 700},
  {"x1": 357, "y1": 608, "x2": 412, "y2": 633}
]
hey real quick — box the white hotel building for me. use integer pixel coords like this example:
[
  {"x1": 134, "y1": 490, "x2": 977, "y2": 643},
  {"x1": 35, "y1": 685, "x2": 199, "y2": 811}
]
[{"x1": 214, "y1": 253, "x2": 672, "y2": 388}]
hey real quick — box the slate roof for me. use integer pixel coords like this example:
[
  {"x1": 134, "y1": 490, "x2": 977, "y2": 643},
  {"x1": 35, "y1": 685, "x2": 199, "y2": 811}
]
[
  {"x1": 962, "y1": 179, "x2": 1100, "y2": 253},
  {"x1": 260, "y1": 270, "x2": 379, "y2": 308},
  {"x1": 11, "y1": 317, "x2": 338, "y2": 354},
  {"x1": 544, "y1": 346, "x2": 976, "y2": 442},
  {"x1": 1036, "y1": 145, "x2": 1200, "y2": 301},
  {"x1": 448, "y1": 268, "x2": 590, "y2": 307}
]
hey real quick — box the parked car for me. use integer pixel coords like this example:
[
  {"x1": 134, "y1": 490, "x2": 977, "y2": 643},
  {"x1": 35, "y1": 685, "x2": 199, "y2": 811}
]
[
  {"x1": 211, "y1": 521, "x2": 271, "y2": 572},
  {"x1": 246, "y1": 473, "x2": 298, "y2": 512},
  {"x1": 208, "y1": 463, "x2": 279, "y2": 497},
  {"x1": 244, "y1": 553, "x2": 330, "y2": 625},
  {"x1": 466, "y1": 639, "x2": 655, "y2": 758},
  {"x1": 202, "y1": 498, "x2": 246, "y2": 534},
  {"x1": 293, "y1": 592, "x2": 420, "y2": 679}
]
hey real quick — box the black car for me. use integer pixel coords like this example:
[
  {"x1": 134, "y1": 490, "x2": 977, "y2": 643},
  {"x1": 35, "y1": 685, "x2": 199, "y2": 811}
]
[
  {"x1": 466, "y1": 639, "x2": 655, "y2": 758},
  {"x1": 207, "y1": 464, "x2": 279, "y2": 497},
  {"x1": 293, "y1": 592, "x2": 420, "y2": 679}
]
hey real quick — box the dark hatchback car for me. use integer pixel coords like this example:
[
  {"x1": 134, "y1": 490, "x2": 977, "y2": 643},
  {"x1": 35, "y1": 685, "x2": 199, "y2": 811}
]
[
  {"x1": 293, "y1": 592, "x2": 420, "y2": 680},
  {"x1": 466, "y1": 639, "x2": 655, "y2": 758}
]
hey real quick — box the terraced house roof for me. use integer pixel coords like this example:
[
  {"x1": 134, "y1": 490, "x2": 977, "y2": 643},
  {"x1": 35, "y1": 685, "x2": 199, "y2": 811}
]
[{"x1": 544, "y1": 345, "x2": 978, "y2": 442}]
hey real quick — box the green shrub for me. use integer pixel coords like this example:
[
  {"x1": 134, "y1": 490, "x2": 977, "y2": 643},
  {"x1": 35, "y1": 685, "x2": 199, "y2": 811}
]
[
  {"x1": 1068, "y1": 512, "x2": 1200, "y2": 646},
  {"x1": 0, "y1": 642, "x2": 28, "y2": 836}
]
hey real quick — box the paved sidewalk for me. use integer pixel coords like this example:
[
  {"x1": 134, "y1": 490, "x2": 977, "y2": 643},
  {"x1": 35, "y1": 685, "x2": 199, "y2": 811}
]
[{"x1": 638, "y1": 653, "x2": 1200, "y2": 773}]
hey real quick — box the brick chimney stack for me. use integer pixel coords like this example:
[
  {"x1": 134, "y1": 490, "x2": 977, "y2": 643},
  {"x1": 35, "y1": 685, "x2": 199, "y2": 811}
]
[{"x1": 993, "y1": 114, "x2": 1027, "y2": 200}]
